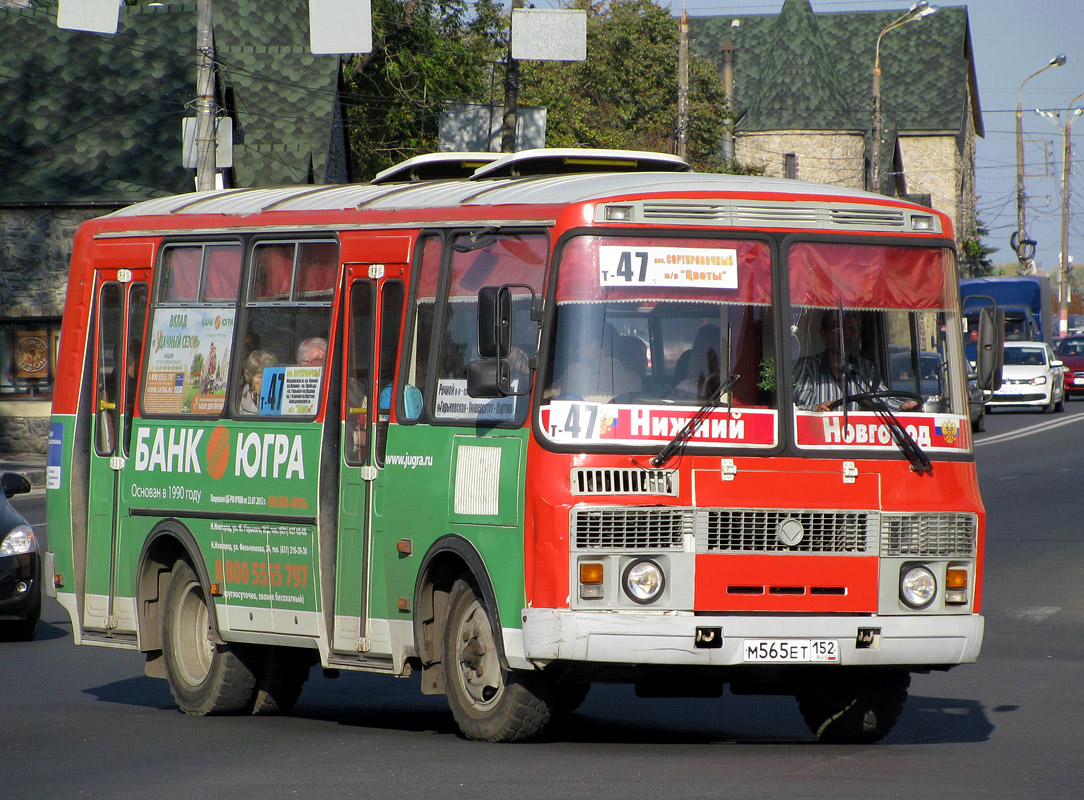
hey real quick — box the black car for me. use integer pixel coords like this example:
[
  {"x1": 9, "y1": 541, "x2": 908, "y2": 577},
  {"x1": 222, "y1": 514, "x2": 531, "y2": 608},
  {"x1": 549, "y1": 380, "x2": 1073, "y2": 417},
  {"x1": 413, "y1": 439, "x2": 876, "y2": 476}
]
[{"x1": 0, "y1": 473, "x2": 39, "y2": 641}]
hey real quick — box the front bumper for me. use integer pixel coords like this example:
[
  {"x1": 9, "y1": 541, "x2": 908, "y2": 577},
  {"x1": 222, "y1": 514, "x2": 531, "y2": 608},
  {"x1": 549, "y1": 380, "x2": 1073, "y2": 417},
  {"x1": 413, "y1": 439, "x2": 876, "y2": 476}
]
[
  {"x1": 522, "y1": 608, "x2": 983, "y2": 668},
  {"x1": 0, "y1": 551, "x2": 40, "y2": 620}
]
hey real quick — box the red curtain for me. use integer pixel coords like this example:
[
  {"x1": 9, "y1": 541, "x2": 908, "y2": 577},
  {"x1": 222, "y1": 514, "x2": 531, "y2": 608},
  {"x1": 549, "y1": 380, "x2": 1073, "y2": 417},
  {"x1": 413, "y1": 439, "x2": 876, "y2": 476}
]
[
  {"x1": 556, "y1": 236, "x2": 772, "y2": 305},
  {"x1": 788, "y1": 242, "x2": 951, "y2": 310}
]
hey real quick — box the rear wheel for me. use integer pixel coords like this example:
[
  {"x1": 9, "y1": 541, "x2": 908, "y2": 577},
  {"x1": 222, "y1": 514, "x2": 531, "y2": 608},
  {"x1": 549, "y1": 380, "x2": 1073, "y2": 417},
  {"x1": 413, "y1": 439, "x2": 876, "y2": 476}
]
[
  {"x1": 162, "y1": 559, "x2": 256, "y2": 715},
  {"x1": 795, "y1": 669, "x2": 910, "y2": 744},
  {"x1": 971, "y1": 406, "x2": 985, "y2": 433},
  {"x1": 442, "y1": 579, "x2": 554, "y2": 742}
]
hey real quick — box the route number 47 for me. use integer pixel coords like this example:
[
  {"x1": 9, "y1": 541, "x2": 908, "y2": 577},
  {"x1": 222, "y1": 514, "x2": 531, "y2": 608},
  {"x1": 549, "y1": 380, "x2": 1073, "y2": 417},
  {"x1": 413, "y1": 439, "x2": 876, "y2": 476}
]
[
  {"x1": 558, "y1": 403, "x2": 599, "y2": 439},
  {"x1": 612, "y1": 251, "x2": 649, "y2": 282}
]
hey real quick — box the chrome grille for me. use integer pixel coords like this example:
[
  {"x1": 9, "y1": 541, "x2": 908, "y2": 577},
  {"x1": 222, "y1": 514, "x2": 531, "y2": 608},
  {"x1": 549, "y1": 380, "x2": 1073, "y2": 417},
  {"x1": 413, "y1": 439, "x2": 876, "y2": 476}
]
[
  {"x1": 706, "y1": 510, "x2": 871, "y2": 553},
  {"x1": 829, "y1": 208, "x2": 905, "y2": 228},
  {"x1": 572, "y1": 508, "x2": 690, "y2": 550},
  {"x1": 880, "y1": 513, "x2": 977, "y2": 557},
  {"x1": 571, "y1": 468, "x2": 679, "y2": 496},
  {"x1": 642, "y1": 203, "x2": 726, "y2": 221}
]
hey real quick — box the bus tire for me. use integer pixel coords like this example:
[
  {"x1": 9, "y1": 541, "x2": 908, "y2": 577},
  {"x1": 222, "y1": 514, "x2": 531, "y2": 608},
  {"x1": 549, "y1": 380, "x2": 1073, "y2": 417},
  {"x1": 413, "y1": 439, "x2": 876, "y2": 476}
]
[
  {"x1": 442, "y1": 579, "x2": 554, "y2": 742},
  {"x1": 795, "y1": 669, "x2": 910, "y2": 744},
  {"x1": 250, "y1": 647, "x2": 312, "y2": 715},
  {"x1": 554, "y1": 680, "x2": 591, "y2": 716},
  {"x1": 162, "y1": 559, "x2": 256, "y2": 715}
]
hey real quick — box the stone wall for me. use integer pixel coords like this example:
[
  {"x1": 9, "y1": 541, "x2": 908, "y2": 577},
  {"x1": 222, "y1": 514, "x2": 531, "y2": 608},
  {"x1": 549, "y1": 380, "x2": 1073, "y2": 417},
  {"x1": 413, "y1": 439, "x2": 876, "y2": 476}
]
[
  {"x1": 0, "y1": 204, "x2": 117, "y2": 453},
  {"x1": 898, "y1": 134, "x2": 969, "y2": 245},
  {"x1": 735, "y1": 131, "x2": 866, "y2": 188}
]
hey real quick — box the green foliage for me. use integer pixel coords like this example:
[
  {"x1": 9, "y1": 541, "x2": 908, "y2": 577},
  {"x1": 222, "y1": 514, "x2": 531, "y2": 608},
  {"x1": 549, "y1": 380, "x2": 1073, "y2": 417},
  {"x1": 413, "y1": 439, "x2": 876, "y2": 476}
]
[
  {"x1": 342, "y1": 0, "x2": 751, "y2": 179},
  {"x1": 960, "y1": 221, "x2": 998, "y2": 278},
  {"x1": 342, "y1": 0, "x2": 505, "y2": 180},
  {"x1": 518, "y1": 0, "x2": 734, "y2": 172}
]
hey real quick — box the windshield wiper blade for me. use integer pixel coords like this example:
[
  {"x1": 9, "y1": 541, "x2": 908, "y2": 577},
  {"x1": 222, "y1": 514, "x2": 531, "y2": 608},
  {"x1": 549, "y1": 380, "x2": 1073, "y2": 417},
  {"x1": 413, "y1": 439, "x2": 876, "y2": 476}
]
[
  {"x1": 650, "y1": 373, "x2": 739, "y2": 468},
  {"x1": 864, "y1": 393, "x2": 932, "y2": 473}
]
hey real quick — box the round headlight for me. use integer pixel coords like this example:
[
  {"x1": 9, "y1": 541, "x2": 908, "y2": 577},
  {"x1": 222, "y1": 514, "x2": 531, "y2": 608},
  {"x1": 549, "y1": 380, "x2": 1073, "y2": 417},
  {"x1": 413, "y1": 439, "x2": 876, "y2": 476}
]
[
  {"x1": 622, "y1": 559, "x2": 664, "y2": 604},
  {"x1": 900, "y1": 565, "x2": 936, "y2": 609},
  {"x1": 0, "y1": 526, "x2": 37, "y2": 556}
]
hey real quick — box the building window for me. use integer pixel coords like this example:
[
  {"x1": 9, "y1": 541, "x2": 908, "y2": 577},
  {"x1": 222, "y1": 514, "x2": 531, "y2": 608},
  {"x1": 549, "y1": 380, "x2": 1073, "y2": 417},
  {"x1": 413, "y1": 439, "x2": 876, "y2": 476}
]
[
  {"x1": 784, "y1": 153, "x2": 798, "y2": 180},
  {"x1": 0, "y1": 319, "x2": 61, "y2": 399}
]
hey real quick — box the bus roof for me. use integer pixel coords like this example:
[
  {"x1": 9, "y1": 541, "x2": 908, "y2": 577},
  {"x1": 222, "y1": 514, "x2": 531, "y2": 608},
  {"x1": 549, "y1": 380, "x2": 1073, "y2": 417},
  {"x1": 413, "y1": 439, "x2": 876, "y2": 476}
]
[{"x1": 99, "y1": 151, "x2": 948, "y2": 237}]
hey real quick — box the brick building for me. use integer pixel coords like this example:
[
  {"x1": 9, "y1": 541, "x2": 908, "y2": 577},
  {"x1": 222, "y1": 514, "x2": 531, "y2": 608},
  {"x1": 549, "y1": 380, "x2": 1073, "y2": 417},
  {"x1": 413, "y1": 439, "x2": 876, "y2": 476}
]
[{"x1": 690, "y1": 0, "x2": 982, "y2": 244}]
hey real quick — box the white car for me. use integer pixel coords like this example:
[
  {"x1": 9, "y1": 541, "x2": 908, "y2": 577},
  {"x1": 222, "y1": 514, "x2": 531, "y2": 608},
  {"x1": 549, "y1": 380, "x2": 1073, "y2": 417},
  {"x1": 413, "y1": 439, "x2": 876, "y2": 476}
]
[{"x1": 987, "y1": 341, "x2": 1065, "y2": 413}]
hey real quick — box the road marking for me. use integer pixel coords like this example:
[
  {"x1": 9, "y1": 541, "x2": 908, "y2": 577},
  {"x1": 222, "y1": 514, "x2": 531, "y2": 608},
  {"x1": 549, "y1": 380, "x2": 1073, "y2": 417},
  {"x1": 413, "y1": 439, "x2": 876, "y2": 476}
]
[
  {"x1": 998, "y1": 606, "x2": 1061, "y2": 623},
  {"x1": 975, "y1": 414, "x2": 1084, "y2": 447}
]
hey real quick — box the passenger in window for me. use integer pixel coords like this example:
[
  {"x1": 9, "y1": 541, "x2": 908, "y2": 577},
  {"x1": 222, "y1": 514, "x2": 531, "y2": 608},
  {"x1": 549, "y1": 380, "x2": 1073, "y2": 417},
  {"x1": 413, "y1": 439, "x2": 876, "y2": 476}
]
[
  {"x1": 672, "y1": 325, "x2": 721, "y2": 400},
  {"x1": 296, "y1": 337, "x2": 327, "y2": 367},
  {"x1": 793, "y1": 310, "x2": 918, "y2": 412},
  {"x1": 240, "y1": 349, "x2": 278, "y2": 413}
]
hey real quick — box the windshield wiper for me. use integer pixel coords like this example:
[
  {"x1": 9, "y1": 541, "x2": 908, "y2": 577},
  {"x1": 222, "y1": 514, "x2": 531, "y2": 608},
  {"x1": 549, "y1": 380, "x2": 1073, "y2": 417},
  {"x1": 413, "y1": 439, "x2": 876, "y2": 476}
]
[
  {"x1": 843, "y1": 372, "x2": 932, "y2": 474},
  {"x1": 650, "y1": 373, "x2": 740, "y2": 468}
]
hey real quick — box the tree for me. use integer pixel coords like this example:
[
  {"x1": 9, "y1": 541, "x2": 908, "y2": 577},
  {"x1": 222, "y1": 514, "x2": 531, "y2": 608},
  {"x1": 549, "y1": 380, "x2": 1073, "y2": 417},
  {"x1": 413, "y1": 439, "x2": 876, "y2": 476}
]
[
  {"x1": 342, "y1": 0, "x2": 505, "y2": 180},
  {"x1": 960, "y1": 220, "x2": 998, "y2": 278},
  {"x1": 517, "y1": 0, "x2": 735, "y2": 172}
]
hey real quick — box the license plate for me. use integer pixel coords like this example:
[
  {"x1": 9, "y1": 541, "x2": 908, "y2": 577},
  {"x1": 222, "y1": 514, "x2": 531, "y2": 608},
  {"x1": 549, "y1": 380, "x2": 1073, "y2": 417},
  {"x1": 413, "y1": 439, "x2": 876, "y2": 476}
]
[
  {"x1": 742, "y1": 639, "x2": 839, "y2": 663},
  {"x1": 1074, "y1": 377, "x2": 1084, "y2": 385}
]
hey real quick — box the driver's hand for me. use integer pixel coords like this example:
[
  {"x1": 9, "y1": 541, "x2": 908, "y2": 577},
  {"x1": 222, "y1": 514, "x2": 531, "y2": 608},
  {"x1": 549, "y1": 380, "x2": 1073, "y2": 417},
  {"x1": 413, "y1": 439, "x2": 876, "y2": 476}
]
[
  {"x1": 813, "y1": 401, "x2": 833, "y2": 413},
  {"x1": 900, "y1": 400, "x2": 919, "y2": 411}
]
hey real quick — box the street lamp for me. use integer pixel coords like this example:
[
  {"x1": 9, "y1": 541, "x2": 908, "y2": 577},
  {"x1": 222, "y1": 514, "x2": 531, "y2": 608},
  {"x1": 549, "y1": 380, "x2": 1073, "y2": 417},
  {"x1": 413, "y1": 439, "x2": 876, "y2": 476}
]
[
  {"x1": 1037, "y1": 90, "x2": 1084, "y2": 336},
  {"x1": 870, "y1": 1, "x2": 936, "y2": 193},
  {"x1": 1015, "y1": 53, "x2": 1067, "y2": 272}
]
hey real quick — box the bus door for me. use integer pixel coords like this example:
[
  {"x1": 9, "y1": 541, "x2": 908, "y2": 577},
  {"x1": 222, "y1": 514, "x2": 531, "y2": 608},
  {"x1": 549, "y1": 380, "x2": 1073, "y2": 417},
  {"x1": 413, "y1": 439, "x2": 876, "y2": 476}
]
[
  {"x1": 333, "y1": 270, "x2": 406, "y2": 653},
  {"x1": 85, "y1": 269, "x2": 149, "y2": 632}
]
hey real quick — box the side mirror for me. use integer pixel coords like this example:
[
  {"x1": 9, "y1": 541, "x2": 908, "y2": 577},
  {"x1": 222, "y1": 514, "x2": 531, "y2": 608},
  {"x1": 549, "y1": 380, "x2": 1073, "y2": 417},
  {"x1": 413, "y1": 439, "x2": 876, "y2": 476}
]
[
  {"x1": 467, "y1": 359, "x2": 511, "y2": 398},
  {"x1": 1, "y1": 472, "x2": 31, "y2": 499},
  {"x1": 976, "y1": 306, "x2": 1004, "y2": 392},
  {"x1": 477, "y1": 286, "x2": 512, "y2": 359}
]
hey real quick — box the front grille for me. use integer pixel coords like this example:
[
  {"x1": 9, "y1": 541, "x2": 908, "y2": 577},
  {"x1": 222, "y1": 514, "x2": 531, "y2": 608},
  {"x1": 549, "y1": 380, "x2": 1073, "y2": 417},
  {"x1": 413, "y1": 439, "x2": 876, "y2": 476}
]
[
  {"x1": 572, "y1": 508, "x2": 690, "y2": 550},
  {"x1": 880, "y1": 512, "x2": 976, "y2": 557},
  {"x1": 706, "y1": 509, "x2": 870, "y2": 553},
  {"x1": 571, "y1": 507, "x2": 978, "y2": 558},
  {"x1": 570, "y1": 468, "x2": 679, "y2": 496}
]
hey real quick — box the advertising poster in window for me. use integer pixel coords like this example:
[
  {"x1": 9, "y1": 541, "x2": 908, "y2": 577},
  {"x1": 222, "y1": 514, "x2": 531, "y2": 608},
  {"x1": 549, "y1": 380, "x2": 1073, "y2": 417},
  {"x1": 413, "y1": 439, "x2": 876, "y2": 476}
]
[{"x1": 143, "y1": 309, "x2": 235, "y2": 415}]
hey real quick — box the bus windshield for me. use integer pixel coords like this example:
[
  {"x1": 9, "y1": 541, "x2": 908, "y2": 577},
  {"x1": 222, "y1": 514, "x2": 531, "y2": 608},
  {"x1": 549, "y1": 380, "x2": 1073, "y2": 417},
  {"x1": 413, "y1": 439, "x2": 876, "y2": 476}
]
[{"x1": 540, "y1": 235, "x2": 778, "y2": 449}]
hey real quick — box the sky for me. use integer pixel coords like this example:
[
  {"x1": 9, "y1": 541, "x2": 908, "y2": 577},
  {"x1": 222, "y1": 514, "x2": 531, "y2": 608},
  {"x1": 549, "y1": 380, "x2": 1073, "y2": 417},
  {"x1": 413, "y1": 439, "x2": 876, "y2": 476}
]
[{"x1": 651, "y1": 0, "x2": 1084, "y2": 277}]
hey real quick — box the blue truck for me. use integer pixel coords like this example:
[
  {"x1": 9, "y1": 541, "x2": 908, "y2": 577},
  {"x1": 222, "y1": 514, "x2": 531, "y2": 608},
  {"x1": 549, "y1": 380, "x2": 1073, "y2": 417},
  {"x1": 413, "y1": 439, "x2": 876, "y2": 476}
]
[{"x1": 960, "y1": 275, "x2": 1053, "y2": 361}]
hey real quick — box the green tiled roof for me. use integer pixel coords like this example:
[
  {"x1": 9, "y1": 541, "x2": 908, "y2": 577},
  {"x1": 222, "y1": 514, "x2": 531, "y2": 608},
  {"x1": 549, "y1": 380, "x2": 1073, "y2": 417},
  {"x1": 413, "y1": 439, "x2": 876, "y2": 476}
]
[
  {"x1": 0, "y1": 0, "x2": 345, "y2": 204},
  {"x1": 689, "y1": 0, "x2": 982, "y2": 138}
]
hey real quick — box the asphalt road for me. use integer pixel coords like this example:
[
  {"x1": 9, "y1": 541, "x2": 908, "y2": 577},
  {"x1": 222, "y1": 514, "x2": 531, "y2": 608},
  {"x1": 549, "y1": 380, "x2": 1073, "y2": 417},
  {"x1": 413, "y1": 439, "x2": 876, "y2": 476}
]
[{"x1": 4, "y1": 405, "x2": 1084, "y2": 799}]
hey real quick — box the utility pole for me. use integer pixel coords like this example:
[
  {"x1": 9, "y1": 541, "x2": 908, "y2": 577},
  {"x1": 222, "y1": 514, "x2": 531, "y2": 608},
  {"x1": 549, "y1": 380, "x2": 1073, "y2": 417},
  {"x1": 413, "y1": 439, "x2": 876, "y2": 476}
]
[
  {"x1": 194, "y1": 0, "x2": 217, "y2": 191},
  {"x1": 500, "y1": 0, "x2": 525, "y2": 154},
  {"x1": 1039, "y1": 91, "x2": 1084, "y2": 337},
  {"x1": 1015, "y1": 54, "x2": 1066, "y2": 273},
  {"x1": 676, "y1": 2, "x2": 689, "y2": 161}
]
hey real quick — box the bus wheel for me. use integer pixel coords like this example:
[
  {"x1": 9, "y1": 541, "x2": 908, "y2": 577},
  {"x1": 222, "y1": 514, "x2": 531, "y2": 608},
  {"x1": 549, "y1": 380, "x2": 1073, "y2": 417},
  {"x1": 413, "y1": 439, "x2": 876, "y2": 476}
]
[
  {"x1": 250, "y1": 647, "x2": 312, "y2": 715},
  {"x1": 554, "y1": 680, "x2": 591, "y2": 716},
  {"x1": 442, "y1": 579, "x2": 554, "y2": 742},
  {"x1": 162, "y1": 559, "x2": 256, "y2": 715},
  {"x1": 795, "y1": 669, "x2": 910, "y2": 744}
]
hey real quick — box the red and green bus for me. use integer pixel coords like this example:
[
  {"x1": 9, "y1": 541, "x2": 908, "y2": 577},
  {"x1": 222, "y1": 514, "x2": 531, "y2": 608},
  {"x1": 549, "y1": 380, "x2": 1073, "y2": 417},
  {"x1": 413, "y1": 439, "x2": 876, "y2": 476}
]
[{"x1": 47, "y1": 148, "x2": 997, "y2": 742}]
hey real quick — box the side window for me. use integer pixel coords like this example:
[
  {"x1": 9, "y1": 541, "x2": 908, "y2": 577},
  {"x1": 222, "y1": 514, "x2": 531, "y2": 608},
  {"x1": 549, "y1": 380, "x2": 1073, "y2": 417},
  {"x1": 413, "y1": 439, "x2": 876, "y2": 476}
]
[
  {"x1": 144, "y1": 243, "x2": 241, "y2": 417},
  {"x1": 399, "y1": 235, "x2": 441, "y2": 422},
  {"x1": 344, "y1": 281, "x2": 373, "y2": 467},
  {"x1": 374, "y1": 281, "x2": 405, "y2": 465},
  {"x1": 94, "y1": 283, "x2": 123, "y2": 455},
  {"x1": 432, "y1": 231, "x2": 547, "y2": 424},
  {"x1": 236, "y1": 240, "x2": 337, "y2": 417},
  {"x1": 122, "y1": 283, "x2": 149, "y2": 454}
]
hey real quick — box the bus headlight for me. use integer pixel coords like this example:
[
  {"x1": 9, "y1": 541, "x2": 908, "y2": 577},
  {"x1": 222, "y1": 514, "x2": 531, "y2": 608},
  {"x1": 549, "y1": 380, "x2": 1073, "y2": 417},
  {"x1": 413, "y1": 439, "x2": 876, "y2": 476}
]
[
  {"x1": 900, "y1": 565, "x2": 936, "y2": 609},
  {"x1": 622, "y1": 559, "x2": 664, "y2": 604}
]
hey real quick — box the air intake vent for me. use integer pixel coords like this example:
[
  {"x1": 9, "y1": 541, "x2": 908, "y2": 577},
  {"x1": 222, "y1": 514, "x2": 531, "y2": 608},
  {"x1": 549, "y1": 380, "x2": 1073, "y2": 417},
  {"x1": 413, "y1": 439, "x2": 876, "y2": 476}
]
[
  {"x1": 571, "y1": 468, "x2": 678, "y2": 496},
  {"x1": 880, "y1": 513, "x2": 976, "y2": 557},
  {"x1": 572, "y1": 507, "x2": 690, "y2": 550},
  {"x1": 830, "y1": 208, "x2": 905, "y2": 228},
  {"x1": 642, "y1": 203, "x2": 727, "y2": 221},
  {"x1": 733, "y1": 206, "x2": 820, "y2": 226},
  {"x1": 706, "y1": 510, "x2": 871, "y2": 553}
]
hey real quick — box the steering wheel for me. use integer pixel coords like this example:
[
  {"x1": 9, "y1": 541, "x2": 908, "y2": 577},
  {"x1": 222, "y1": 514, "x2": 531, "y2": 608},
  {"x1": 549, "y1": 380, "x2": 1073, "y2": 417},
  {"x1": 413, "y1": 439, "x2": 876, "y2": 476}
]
[{"x1": 826, "y1": 390, "x2": 923, "y2": 412}]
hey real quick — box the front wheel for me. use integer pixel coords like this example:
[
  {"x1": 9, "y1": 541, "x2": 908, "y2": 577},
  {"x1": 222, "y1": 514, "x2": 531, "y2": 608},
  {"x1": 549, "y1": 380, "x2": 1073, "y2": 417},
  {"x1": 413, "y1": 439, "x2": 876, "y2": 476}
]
[
  {"x1": 162, "y1": 559, "x2": 256, "y2": 715},
  {"x1": 442, "y1": 579, "x2": 554, "y2": 742},
  {"x1": 795, "y1": 669, "x2": 910, "y2": 744}
]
